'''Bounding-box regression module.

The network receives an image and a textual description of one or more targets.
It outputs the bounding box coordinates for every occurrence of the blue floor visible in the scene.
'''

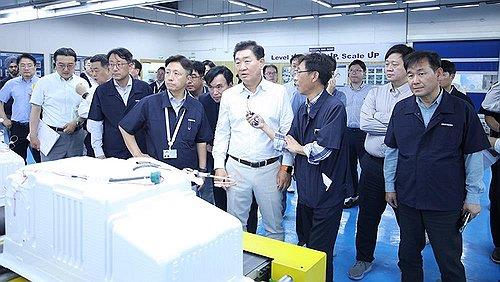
[257,169,500,282]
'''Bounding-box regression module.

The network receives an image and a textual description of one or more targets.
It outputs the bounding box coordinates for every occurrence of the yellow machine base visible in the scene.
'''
[243,232,326,282]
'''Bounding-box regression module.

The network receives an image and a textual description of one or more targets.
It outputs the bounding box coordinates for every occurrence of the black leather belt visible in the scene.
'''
[48,124,82,132]
[12,121,29,127]
[48,125,66,132]
[229,155,279,168]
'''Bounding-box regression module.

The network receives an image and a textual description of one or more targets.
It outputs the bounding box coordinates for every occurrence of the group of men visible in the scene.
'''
[0,40,498,282]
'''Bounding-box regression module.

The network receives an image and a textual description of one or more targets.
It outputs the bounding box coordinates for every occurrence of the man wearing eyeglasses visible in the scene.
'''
[87,48,152,159]
[29,47,87,161]
[186,60,209,99]
[285,52,349,282]
[0,54,41,163]
[337,60,373,209]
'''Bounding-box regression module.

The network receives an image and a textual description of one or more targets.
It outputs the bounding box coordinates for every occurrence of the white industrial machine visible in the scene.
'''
[0,146,24,207]
[0,157,245,282]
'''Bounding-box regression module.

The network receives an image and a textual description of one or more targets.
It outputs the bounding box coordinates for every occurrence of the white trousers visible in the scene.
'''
[225,157,284,241]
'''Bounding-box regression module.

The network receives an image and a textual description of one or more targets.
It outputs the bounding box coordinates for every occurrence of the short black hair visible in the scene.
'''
[157,66,165,72]
[403,51,441,72]
[202,60,216,68]
[107,47,133,63]
[53,47,77,63]
[16,53,36,65]
[440,59,456,75]
[299,53,335,86]
[290,54,304,65]
[263,64,278,74]
[205,66,233,86]
[191,60,205,76]
[384,44,414,61]
[84,57,91,63]
[90,54,109,68]
[233,40,265,60]
[325,55,337,72]
[349,59,367,72]
[132,59,142,74]
[164,55,193,75]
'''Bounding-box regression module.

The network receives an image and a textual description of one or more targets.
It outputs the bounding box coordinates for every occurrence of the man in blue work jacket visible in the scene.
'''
[384,51,490,282]
[87,48,151,159]
[119,55,212,174]
[284,52,350,282]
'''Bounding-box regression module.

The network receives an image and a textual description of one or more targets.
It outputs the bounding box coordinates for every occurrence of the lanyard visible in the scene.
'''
[165,107,186,149]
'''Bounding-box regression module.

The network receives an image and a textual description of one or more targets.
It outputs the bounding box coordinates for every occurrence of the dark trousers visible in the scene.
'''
[490,160,500,248]
[346,128,366,197]
[84,130,94,157]
[355,153,398,262]
[398,203,465,282]
[297,202,343,282]
[10,121,40,164]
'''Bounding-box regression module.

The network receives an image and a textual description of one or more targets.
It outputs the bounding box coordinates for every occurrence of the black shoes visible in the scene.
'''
[492,247,500,264]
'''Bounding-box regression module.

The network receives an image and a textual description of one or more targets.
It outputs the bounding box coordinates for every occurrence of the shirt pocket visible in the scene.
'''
[182,116,200,143]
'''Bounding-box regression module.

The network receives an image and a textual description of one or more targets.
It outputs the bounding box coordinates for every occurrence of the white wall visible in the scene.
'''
[0,5,499,68]
[176,5,500,62]
[0,14,179,71]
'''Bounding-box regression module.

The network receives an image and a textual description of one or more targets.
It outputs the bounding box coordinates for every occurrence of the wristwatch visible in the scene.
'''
[199,168,208,173]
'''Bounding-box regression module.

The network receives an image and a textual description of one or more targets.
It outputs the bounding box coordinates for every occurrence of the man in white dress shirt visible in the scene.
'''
[29,47,86,162]
[213,41,294,240]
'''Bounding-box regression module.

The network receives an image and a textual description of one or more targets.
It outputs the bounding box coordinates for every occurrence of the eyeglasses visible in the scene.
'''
[56,63,75,70]
[19,64,34,69]
[295,69,313,75]
[109,62,129,69]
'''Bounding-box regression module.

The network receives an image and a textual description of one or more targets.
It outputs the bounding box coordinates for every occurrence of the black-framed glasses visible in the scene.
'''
[295,69,313,75]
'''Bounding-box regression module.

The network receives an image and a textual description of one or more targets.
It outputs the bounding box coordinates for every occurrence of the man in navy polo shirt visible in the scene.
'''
[384,51,490,282]
[284,53,350,282]
[119,55,212,174]
[87,48,151,159]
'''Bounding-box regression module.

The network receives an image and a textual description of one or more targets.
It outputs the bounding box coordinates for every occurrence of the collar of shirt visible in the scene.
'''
[113,75,133,91]
[166,90,188,115]
[415,88,444,109]
[390,82,410,97]
[21,76,37,83]
[350,82,365,91]
[306,90,327,116]
[167,90,187,104]
[240,77,271,96]
[58,74,74,82]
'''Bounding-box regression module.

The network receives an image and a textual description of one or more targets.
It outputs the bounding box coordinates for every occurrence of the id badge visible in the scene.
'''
[163,149,178,159]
